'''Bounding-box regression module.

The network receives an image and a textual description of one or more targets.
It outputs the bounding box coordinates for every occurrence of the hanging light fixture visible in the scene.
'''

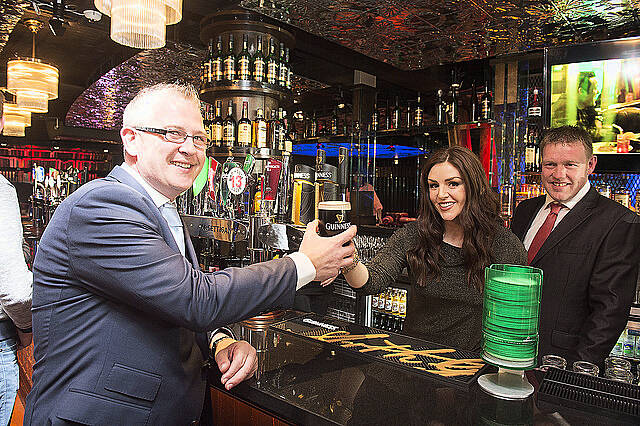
[94,0,182,49]
[2,103,32,137]
[6,20,59,114]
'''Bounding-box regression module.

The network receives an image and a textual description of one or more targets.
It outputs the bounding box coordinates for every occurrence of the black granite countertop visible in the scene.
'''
[208,312,638,425]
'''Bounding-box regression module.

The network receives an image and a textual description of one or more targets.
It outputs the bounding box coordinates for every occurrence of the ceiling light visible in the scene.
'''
[6,20,59,113]
[4,103,32,127]
[95,0,183,49]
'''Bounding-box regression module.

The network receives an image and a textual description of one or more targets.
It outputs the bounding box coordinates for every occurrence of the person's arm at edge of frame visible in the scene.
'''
[577,211,639,365]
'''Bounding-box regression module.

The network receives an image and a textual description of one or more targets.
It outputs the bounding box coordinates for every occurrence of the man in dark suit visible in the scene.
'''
[511,126,638,367]
[24,83,357,425]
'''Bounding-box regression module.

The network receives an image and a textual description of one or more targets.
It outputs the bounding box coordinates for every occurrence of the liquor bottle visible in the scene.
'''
[480,83,493,120]
[213,36,223,82]
[266,38,278,84]
[525,126,540,172]
[253,35,265,82]
[384,289,393,313]
[223,101,236,147]
[399,290,407,318]
[277,108,286,150]
[308,112,318,137]
[330,108,338,135]
[391,96,400,129]
[253,108,268,148]
[391,289,399,315]
[278,42,287,87]
[223,34,236,81]
[436,89,446,125]
[237,34,251,81]
[528,87,542,118]
[413,92,423,128]
[203,104,212,142]
[267,110,280,150]
[237,101,252,147]
[372,293,379,310]
[202,39,213,87]
[449,84,459,124]
[285,47,292,90]
[470,81,480,122]
[212,100,224,147]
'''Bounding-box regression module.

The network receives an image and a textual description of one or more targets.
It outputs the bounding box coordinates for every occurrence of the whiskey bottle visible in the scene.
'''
[528,88,542,118]
[223,35,235,81]
[413,92,423,128]
[330,108,338,135]
[278,42,287,87]
[285,47,292,90]
[253,108,268,148]
[212,100,224,147]
[277,108,286,150]
[203,104,212,142]
[436,89,446,125]
[253,35,265,82]
[480,83,493,120]
[525,126,540,172]
[267,109,280,150]
[223,101,236,147]
[371,104,378,131]
[266,38,278,84]
[237,101,252,147]
[213,36,223,82]
[391,96,400,129]
[202,39,213,87]
[308,111,318,137]
[237,34,251,81]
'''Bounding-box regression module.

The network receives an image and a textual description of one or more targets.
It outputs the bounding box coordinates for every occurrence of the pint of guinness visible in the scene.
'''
[318,201,351,237]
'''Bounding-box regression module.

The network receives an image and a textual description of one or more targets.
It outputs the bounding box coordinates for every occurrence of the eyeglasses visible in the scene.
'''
[134,127,210,151]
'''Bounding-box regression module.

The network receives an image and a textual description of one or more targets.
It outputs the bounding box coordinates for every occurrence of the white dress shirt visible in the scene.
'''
[523,181,591,250]
[119,163,315,289]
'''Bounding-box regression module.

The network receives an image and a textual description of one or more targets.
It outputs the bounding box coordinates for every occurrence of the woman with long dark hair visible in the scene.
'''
[343,146,526,351]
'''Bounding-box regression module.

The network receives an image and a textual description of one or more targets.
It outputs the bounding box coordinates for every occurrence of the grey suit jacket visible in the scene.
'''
[24,166,297,425]
[511,187,639,366]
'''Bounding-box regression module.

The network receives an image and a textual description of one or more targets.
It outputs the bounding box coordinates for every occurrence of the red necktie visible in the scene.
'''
[527,202,563,264]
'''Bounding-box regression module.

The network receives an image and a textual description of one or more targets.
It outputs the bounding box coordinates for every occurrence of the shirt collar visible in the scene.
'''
[120,162,170,208]
[543,180,591,210]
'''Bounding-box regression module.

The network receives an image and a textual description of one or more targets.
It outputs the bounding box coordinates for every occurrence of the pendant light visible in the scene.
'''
[94,0,183,49]
[6,20,59,114]
[2,103,32,137]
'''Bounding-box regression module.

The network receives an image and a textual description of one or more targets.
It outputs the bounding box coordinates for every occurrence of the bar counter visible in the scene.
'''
[207,311,636,425]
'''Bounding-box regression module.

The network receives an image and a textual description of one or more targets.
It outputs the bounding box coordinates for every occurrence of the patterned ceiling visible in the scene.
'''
[241,0,640,70]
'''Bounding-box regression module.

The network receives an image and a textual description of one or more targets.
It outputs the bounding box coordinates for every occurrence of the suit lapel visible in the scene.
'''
[513,197,545,241]
[531,188,598,265]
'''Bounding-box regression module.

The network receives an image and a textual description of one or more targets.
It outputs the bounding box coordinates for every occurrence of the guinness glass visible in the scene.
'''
[318,201,351,237]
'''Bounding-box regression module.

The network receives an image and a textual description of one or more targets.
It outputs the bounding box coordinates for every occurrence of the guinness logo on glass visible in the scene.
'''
[318,201,351,237]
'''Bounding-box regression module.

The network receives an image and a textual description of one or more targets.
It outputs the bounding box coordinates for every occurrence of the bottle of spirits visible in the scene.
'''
[436,89,446,125]
[470,81,480,122]
[223,35,236,81]
[309,111,318,137]
[413,92,423,128]
[371,104,378,131]
[202,39,213,87]
[266,38,278,84]
[278,42,287,87]
[330,108,338,135]
[480,83,493,120]
[223,101,236,147]
[253,35,265,82]
[203,104,212,142]
[449,84,460,124]
[213,36,223,82]
[237,101,252,147]
[212,100,224,147]
[391,96,400,129]
[253,108,268,148]
[277,108,286,150]
[528,87,542,118]
[268,110,280,150]
[285,47,292,90]
[525,126,540,172]
[237,34,251,81]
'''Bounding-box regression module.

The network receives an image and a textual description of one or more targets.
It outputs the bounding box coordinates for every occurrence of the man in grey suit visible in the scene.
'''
[24,83,356,425]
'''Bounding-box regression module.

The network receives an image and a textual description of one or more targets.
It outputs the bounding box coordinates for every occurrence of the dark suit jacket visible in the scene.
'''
[24,166,297,425]
[511,187,639,366]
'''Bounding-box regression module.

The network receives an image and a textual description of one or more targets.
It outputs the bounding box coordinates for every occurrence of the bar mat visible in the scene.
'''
[271,313,488,389]
[538,367,640,423]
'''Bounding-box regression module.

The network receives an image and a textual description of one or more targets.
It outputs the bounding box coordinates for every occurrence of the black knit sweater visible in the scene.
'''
[357,221,527,352]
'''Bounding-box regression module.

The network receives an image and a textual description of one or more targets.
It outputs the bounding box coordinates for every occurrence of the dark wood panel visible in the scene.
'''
[210,387,292,426]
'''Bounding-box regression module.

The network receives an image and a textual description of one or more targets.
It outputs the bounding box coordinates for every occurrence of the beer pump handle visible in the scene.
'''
[314,149,326,220]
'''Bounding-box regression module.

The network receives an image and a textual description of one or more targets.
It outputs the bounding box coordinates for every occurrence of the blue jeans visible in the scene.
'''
[0,322,18,426]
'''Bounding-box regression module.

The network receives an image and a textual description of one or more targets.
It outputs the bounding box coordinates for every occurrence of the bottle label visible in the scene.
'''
[205,124,212,141]
[399,301,406,315]
[212,124,223,145]
[224,59,235,80]
[481,101,490,119]
[238,124,251,146]
[279,66,287,85]
[213,59,222,81]
[267,63,277,84]
[385,297,392,311]
[287,70,292,89]
[254,60,265,82]
[238,58,250,80]
[372,295,379,309]
[257,123,267,147]
[223,127,234,146]
[204,63,211,83]
[529,106,542,117]
[525,147,535,164]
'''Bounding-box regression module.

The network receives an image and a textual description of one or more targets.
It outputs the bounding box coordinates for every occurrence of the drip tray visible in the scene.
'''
[537,367,640,423]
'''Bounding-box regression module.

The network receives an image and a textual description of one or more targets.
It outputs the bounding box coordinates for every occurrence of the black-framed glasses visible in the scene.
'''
[134,127,210,150]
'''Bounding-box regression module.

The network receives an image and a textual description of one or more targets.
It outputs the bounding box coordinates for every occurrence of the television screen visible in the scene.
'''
[550,58,640,153]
